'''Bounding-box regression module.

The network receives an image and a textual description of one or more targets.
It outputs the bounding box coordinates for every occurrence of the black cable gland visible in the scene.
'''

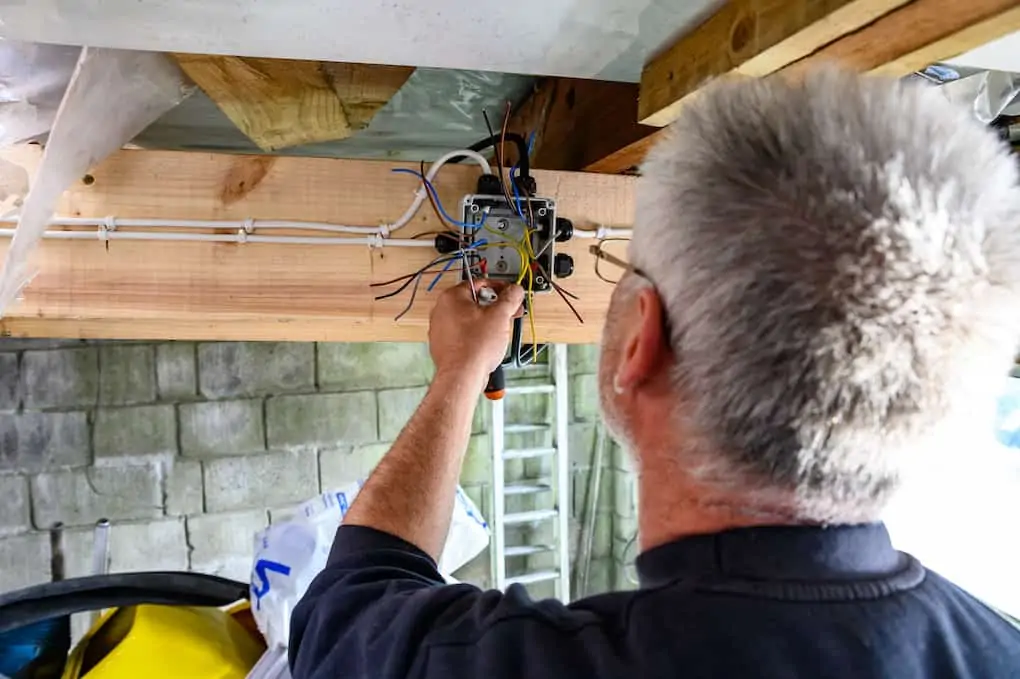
[476,173,503,196]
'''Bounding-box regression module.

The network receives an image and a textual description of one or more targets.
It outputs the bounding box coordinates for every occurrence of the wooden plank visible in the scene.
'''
[586,0,1020,174]
[639,0,913,127]
[583,129,670,175]
[174,54,353,151]
[783,0,1020,77]
[320,63,415,130]
[509,78,656,172]
[0,148,634,343]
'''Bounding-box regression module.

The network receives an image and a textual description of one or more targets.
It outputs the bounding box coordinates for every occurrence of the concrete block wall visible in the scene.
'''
[0,339,637,599]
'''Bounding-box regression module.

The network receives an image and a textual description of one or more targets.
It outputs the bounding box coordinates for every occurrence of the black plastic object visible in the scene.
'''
[553,253,575,278]
[434,232,461,254]
[463,133,532,181]
[555,217,574,243]
[0,572,249,634]
[485,365,506,400]
[514,174,537,197]
[476,173,503,196]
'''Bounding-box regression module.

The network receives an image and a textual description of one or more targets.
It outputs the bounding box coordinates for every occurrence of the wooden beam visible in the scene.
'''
[0,148,634,343]
[320,63,414,130]
[174,56,410,151]
[585,0,1020,174]
[783,0,1020,77]
[582,129,670,175]
[639,0,913,127]
[509,78,656,172]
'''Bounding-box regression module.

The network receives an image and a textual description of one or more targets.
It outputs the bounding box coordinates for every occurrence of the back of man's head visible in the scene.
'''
[627,68,1020,524]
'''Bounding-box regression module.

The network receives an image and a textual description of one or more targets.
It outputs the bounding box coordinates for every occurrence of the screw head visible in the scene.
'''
[497,219,509,231]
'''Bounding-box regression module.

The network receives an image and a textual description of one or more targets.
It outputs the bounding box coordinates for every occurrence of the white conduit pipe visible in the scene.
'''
[571,225,632,239]
[0,227,435,248]
[0,149,495,240]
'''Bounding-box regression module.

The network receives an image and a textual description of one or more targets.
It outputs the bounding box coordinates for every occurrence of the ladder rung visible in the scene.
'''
[504,544,554,557]
[503,447,557,460]
[504,423,550,434]
[503,509,559,525]
[504,482,552,495]
[506,570,560,586]
[505,384,556,395]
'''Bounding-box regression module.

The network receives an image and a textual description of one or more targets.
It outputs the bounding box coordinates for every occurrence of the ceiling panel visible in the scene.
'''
[0,0,721,83]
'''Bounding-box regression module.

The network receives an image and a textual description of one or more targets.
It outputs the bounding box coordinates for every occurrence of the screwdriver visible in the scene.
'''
[477,286,507,400]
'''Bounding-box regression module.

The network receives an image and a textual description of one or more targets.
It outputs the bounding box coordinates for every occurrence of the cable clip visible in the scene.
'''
[237,227,249,244]
[378,224,391,239]
[368,234,385,249]
[243,218,255,234]
[97,216,117,241]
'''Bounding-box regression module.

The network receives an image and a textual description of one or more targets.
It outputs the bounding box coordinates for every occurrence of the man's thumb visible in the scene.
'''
[494,284,525,314]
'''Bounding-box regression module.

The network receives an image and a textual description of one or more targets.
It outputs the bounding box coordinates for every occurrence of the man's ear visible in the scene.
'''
[615,287,669,391]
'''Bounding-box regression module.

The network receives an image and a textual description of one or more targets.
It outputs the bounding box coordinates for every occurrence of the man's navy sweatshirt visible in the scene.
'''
[289,523,1020,678]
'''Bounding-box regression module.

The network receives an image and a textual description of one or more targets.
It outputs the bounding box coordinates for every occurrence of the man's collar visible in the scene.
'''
[637,523,910,588]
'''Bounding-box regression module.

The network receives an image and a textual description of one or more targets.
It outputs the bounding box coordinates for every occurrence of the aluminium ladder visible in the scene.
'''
[489,344,571,601]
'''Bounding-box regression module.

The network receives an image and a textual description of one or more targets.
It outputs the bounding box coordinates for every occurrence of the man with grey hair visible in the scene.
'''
[290,70,1020,679]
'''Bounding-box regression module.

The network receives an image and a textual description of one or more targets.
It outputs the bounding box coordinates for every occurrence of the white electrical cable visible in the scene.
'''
[244,149,493,236]
[0,151,635,249]
[0,227,435,248]
[0,149,495,240]
[572,225,632,239]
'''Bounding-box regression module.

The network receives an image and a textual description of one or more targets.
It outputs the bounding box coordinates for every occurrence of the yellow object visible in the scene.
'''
[63,604,264,679]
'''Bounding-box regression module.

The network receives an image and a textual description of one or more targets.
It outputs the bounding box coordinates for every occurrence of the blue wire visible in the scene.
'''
[391,168,488,230]
[506,131,535,220]
[510,166,525,219]
[426,239,487,292]
[427,256,461,292]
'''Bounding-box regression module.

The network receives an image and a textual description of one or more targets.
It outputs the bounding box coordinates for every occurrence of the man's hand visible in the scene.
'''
[429,281,524,387]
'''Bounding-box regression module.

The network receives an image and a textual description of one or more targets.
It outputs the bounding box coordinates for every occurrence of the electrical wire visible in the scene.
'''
[394,267,429,322]
[426,239,486,292]
[371,254,463,301]
[390,168,489,231]
[0,226,438,248]
[526,265,538,359]
[370,261,472,289]
[466,129,531,182]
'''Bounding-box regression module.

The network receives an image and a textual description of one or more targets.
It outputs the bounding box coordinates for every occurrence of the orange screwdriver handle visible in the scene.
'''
[485,364,506,401]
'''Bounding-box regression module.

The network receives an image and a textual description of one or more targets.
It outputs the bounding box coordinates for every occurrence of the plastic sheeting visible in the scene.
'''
[0,41,80,146]
[0,46,191,316]
[941,69,1020,123]
[134,67,537,161]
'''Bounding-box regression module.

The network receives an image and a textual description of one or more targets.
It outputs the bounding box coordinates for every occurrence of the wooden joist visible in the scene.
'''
[174,55,413,151]
[783,0,1020,78]
[577,0,1020,174]
[638,0,915,128]
[0,148,634,343]
[509,78,655,173]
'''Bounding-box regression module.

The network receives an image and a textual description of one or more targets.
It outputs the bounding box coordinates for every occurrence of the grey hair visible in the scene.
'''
[633,68,1020,523]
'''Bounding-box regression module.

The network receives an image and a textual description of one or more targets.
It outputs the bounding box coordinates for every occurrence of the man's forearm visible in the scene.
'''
[343,368,483,562]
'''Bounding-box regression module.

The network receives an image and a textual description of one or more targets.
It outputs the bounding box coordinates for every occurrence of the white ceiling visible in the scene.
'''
[0,0,721,82]
[946,30,1020,74]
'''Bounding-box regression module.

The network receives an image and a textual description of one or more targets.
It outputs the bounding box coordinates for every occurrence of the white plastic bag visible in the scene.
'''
[250,483,489,648]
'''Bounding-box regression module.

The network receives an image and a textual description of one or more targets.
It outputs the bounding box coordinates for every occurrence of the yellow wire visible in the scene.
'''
[527,266,537,359]
[482,215,538,359]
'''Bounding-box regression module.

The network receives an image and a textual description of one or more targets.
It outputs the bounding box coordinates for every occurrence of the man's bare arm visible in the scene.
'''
[343,281,524,561]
